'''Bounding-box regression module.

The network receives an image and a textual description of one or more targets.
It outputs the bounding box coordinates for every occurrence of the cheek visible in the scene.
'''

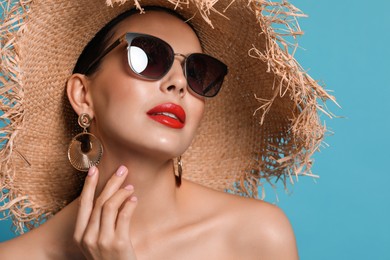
[90,76,149,128]
[188,97,205,131]
[195,102,205,124]
[93,79,127,116]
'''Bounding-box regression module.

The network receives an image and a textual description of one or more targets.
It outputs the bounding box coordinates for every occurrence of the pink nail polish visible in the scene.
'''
[116,165,127,176]
[124,185,134,191]
[88,166,97,176]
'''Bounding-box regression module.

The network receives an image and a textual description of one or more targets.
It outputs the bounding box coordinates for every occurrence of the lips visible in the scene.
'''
[147,103,186,129]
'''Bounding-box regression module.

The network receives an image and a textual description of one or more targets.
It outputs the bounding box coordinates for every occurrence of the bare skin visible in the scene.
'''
[0,11,298,260]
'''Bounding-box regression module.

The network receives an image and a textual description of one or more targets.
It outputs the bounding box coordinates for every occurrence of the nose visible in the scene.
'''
[160,55,187,98]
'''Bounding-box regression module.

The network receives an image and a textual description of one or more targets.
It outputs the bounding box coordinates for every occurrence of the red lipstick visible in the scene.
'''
[147,103,186,129]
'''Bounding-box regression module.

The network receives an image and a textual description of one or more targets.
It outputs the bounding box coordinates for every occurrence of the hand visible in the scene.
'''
[74,165,138,260]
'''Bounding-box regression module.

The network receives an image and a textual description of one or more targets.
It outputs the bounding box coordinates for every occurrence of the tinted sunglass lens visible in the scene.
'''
[186,54,227,97]
[128,36,174,79]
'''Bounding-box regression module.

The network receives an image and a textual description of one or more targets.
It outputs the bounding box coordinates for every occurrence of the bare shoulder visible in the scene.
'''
[0,200,82,260]
[0,230,45,260]
[183,180,298,259]
[228,196,298,259]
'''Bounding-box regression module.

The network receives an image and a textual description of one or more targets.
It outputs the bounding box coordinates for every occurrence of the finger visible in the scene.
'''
[96,165,129,204]
[82,166,128,243]
[73,166,99,243]
[100,185,135,238]
[116,195,138,239]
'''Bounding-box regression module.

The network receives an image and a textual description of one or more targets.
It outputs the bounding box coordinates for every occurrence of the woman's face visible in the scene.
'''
[87,11,205,160]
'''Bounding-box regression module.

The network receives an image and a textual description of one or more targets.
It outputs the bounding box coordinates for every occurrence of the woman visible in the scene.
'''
[0,0,333,259]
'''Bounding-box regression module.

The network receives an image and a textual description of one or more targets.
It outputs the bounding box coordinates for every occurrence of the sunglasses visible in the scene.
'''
[85,32,228,97]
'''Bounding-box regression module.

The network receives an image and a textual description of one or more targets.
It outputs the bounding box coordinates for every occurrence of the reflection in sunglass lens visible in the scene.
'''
[186,54,227,97]
[128,36,174,79]
[129,46,148,73]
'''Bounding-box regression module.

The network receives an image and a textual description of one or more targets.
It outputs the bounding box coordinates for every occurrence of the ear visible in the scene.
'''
[66,73,94,117]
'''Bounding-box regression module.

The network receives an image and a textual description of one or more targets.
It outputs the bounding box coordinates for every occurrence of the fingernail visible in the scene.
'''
[116,165,127,177]
[124,185,134,191]
[88,166,97,176]
[130,196,138,202]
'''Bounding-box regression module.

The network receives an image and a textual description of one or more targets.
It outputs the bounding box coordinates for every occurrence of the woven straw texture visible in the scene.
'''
[0,0,335,233]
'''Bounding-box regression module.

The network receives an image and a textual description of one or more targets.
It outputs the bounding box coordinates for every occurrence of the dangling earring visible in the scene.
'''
[173,156,183,187]
[68,113,103,172]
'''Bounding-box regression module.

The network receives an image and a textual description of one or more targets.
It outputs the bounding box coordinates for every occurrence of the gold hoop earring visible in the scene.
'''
[173,156,183,187]
[68,113,103,171]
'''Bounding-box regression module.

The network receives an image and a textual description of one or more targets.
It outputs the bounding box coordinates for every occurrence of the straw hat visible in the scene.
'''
[0,0,334,232]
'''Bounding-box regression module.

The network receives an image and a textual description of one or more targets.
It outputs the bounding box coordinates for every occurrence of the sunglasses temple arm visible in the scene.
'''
[84,36,125,74]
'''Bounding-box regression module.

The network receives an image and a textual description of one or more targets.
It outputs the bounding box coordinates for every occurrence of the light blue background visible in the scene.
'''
[1,1,389,259]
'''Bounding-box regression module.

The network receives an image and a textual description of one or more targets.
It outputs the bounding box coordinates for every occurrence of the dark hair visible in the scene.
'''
[73,6,196,75]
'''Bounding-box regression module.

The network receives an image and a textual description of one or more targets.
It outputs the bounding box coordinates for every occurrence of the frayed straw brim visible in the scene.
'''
[0,0,335,233]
